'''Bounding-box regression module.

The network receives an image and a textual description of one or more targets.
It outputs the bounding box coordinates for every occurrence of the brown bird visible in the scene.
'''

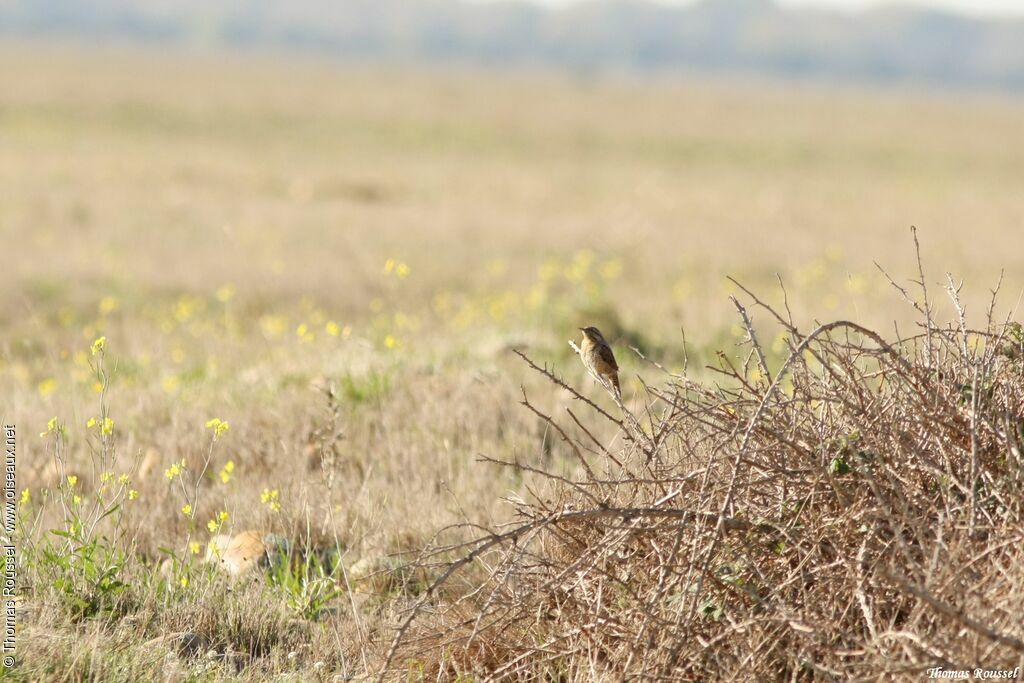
[578,326,621,399]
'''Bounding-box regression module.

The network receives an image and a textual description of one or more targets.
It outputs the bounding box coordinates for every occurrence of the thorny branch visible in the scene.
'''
[381,255,1024,681]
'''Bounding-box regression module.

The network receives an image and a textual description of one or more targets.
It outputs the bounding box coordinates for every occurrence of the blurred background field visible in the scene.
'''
[7,46,1024,334]
[3,4,1024,677]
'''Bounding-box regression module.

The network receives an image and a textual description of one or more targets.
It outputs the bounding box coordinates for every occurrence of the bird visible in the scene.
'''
[578,326,621,400]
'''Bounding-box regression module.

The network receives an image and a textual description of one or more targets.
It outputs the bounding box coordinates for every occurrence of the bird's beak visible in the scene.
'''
[578,327,585,332]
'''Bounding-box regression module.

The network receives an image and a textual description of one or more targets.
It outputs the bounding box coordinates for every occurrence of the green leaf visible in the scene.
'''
[829,457,852,476]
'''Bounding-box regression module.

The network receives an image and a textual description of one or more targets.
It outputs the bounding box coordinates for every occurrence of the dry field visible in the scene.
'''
[3,46,1024,680]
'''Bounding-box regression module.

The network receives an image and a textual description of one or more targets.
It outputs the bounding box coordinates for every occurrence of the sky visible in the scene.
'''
[777,0,1024,16]
[512,0,1024,17]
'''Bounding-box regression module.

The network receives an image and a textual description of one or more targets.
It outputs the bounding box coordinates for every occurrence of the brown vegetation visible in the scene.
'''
[389,249,1024,679]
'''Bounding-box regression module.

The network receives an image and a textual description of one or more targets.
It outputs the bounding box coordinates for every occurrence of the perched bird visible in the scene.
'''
[578,326,621,399]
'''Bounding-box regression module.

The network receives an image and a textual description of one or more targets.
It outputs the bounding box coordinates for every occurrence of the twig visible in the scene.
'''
[881,570,1024,653]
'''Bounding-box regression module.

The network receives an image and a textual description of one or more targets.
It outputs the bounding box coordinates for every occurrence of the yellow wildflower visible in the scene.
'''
[189,542,201,555]
[37,378,57,397]
[206,510,230,533]
[161,375,180,394]
[98,296,119,316]
[101,417,114,436]
[215,284,235,303]
[205,418,229,438]
[219,460,235,484]
[260,488,281,512]
[599,258,623,280]
[564,250,593,283]
[172,296,201,323]
[67,475,78,488]
[128,489,139,501]
[259,314,287,338]
[91,336,107,356]
[118,473,130,485]
[20,490,30,505]
[182,504,193,517]
[46,416,58,433]
[539,259,560,282]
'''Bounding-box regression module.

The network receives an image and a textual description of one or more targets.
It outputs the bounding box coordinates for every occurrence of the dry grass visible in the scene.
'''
[4,46,1024,680]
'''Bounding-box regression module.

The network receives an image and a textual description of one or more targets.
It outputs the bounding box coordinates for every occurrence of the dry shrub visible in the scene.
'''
[384,253,1024,681]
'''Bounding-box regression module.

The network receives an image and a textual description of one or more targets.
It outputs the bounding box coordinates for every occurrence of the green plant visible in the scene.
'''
[339,370,391,404]
[42,521,127,619]
[268,547,342,621]
[37,338,133,619]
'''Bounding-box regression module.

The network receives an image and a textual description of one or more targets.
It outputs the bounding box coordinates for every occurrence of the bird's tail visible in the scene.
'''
[610,373,621,401]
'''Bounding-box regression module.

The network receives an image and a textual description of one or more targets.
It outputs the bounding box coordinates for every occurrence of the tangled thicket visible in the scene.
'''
[386,264,1024,680]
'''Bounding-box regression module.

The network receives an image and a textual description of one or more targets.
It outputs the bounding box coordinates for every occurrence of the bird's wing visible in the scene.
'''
[598,343,619,371]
